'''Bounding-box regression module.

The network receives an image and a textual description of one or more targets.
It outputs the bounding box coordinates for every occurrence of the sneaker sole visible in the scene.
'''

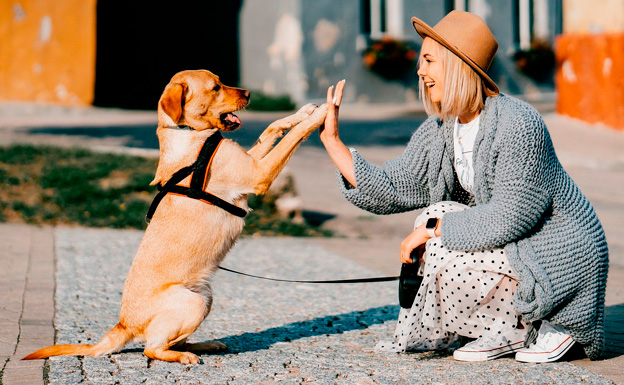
[515,337,575,363]
[453,340,525,362]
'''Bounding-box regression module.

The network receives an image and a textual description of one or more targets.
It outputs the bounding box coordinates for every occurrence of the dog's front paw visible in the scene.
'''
[308,103,329,124]
[297,103,318,118]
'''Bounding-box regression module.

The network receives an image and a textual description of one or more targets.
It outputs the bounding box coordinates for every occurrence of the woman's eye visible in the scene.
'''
[213,84,221,91]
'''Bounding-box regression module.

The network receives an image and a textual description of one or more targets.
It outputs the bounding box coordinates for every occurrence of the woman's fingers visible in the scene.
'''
[333,79,345,107]
[327,85,335,106]
[400,242,413,264]
[400,227,428,264]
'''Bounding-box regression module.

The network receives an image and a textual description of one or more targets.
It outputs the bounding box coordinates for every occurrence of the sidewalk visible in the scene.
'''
[0,225,618,384]
[0,100,622,383]
[0,225,54,385]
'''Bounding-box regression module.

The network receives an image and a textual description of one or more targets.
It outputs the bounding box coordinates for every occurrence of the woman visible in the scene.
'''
[321,11,608,362]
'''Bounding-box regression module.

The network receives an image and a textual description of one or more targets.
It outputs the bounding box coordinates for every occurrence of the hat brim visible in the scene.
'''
[411,16,499,94]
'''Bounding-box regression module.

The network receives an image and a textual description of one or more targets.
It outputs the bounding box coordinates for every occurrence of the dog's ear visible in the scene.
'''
[158,83,187,127]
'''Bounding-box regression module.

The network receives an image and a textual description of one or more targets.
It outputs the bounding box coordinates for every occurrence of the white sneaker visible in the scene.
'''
[453,328,526,361]
[515,321,574,363]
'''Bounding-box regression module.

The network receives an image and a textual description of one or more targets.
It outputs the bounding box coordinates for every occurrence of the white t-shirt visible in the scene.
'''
[453,115,480,193]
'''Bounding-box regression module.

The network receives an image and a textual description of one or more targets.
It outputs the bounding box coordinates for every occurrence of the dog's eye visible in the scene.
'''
[212,84,221,91]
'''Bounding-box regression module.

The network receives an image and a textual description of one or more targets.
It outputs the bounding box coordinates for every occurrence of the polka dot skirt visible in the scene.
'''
[376,201,521,352]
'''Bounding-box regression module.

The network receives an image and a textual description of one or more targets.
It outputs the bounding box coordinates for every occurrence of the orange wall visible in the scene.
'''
[0,0,97,105]
[556,33,624,130]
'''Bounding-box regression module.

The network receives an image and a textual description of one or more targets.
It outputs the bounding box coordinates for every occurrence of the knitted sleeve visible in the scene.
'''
[441,108,552,250]
[336,118,436,214]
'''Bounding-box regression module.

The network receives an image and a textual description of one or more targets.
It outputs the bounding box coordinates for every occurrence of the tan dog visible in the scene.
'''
[23,70,328,364]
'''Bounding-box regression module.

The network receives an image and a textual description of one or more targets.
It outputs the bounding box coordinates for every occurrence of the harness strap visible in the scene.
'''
[146,131,247,223]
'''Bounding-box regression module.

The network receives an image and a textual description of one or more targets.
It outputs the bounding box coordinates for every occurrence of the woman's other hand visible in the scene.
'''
[400,223,433,264]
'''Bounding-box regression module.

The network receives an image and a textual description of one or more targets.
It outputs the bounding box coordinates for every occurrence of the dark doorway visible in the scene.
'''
[93,0,243,110]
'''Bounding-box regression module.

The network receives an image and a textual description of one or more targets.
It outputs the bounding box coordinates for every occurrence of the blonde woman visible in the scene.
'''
[321,11,608,362]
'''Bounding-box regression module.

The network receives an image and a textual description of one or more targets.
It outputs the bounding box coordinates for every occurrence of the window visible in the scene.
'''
[360,0,404,39]
[513,0,553,50]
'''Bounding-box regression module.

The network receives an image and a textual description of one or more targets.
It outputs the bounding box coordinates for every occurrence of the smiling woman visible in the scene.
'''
[320,10,609,364]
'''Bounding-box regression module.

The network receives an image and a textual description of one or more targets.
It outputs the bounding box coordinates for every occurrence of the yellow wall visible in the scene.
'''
[563,0,624,33]
[0,0,96,105]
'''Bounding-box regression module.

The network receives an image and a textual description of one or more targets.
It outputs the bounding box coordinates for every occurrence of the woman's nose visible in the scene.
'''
[417,64,426,78]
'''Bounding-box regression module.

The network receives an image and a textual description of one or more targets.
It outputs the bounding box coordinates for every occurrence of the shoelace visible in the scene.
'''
[468,334,501,348]
[531,323,558,349]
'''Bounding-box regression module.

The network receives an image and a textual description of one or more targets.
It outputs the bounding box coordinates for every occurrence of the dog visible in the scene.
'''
[23,69,328,364]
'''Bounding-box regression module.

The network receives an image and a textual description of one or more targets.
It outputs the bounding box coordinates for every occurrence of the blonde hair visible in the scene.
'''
[418,38,498,121]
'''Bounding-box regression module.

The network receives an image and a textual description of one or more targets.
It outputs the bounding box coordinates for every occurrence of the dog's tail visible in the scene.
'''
[22,322,133,360]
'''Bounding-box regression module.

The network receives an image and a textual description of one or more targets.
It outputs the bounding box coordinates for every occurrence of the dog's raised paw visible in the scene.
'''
[298,103,318,117]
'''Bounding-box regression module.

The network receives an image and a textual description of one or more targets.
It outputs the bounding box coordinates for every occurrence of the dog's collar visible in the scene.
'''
[165,125,195,131]
[146,131,248,222]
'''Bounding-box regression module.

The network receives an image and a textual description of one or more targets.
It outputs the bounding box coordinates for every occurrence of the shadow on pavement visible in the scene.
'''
[210,304,399,354]
[116,303,620,361]
[604,302,624,359]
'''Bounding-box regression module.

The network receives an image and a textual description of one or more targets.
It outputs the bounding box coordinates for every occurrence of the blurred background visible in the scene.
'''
[1,0,624,234]
[0,0,622,128]
[0,0,623,232]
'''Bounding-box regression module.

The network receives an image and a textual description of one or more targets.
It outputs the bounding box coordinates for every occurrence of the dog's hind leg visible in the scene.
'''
[144,345,200,364]
[142,287,210,364]
[247,103,318,159]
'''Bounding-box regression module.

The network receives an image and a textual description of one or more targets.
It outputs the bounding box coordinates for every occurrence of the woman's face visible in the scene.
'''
[417,38,444,104]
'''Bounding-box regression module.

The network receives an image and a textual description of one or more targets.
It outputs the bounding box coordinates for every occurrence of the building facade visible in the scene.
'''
[240,0,563,104]
[0,0,243,109]
[1,0,565,107]
[0,0,97,105]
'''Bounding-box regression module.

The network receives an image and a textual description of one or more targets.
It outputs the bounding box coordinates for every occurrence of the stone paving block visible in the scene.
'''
[0,224,56,385]
[45,228,616,385]
[3,358,44,385]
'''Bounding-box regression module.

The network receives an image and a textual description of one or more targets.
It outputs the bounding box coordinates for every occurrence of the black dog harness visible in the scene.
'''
[146,130,247,223]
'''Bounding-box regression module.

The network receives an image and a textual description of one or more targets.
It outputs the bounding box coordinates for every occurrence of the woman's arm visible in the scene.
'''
[320,81,434,215]
[320,80,357,187]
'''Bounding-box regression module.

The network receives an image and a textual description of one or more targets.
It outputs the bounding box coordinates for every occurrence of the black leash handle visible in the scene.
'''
[217,266,399,284]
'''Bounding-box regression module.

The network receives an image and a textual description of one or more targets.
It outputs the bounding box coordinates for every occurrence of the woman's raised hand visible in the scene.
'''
[319,80,356,187]
[320,79,345,144]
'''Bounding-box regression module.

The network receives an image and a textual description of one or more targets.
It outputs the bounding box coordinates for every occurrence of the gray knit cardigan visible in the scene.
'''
[338,94,609,359]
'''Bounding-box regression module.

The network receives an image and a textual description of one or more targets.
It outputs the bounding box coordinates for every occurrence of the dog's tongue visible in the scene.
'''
[225,113,241,126]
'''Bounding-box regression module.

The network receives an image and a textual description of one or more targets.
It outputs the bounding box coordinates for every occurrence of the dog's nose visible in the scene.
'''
[243,90,250,100]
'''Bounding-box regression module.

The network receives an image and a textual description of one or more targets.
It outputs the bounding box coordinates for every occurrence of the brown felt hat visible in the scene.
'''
[412,11,499,94]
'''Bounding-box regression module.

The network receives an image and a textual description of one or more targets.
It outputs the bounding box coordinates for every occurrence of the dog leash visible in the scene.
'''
[217,266,399,284]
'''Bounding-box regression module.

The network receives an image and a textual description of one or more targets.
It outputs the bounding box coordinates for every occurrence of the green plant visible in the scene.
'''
[363,36,418,80]
[513,40,555,83]
[0,144,331,236]
[246,91,296,111]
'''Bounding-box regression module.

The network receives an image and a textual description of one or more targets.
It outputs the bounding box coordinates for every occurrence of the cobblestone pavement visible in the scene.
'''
[46,227,613,384]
